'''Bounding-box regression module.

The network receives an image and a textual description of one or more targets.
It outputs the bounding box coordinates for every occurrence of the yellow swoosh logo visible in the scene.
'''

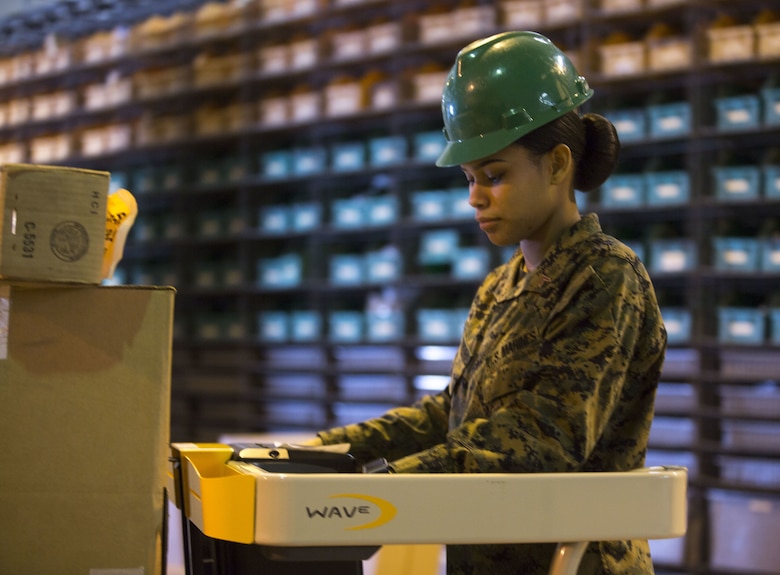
[330,493,397,530]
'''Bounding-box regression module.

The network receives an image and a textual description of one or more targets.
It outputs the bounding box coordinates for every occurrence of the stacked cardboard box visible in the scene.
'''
[0,164,174,574]
[0,163,108,284]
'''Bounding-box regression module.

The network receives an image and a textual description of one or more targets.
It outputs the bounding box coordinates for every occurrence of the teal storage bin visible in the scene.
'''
[649,239,697,273]
[419,228,459,265]
[290,202,322,231]
[450,187,472,219]
[331,197,367,229]
[366,309,405,342]
[260,150,292,179]
[293,147,327,176]
[259,205,290,234]
[761,87,780,125]
[413,130,447,162]
[605,108,646,142]
[329,311,364,342]
[764,165,780,199]
[646,170,690,205]
[329,253,364,285]
[331,141,366,171]
[290,310,322,342]
[366,195,399,226]
[761,238,780,272]
[600,174,645,207]
[369,135,407,166]
[771,309,780,345]
[417,309,455,341]
[258,311,289,342]
[713,166,761,201]
[411,189,450,221]
[257,253,303,287]
[715,95,761,131]
[713,237,761,271]
[453,246,490,279]
[648,102,691,138]
[364,248,402,283]
[718,307,766,345]
[661,307,692,345]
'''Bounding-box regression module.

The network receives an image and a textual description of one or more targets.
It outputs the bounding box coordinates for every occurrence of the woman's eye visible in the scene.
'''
[463,172,501,186]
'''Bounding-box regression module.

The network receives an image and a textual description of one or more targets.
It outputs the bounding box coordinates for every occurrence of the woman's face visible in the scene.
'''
[460,143,574,249]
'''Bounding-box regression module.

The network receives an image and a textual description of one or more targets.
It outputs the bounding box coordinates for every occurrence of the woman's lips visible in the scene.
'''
[477,217,499,232]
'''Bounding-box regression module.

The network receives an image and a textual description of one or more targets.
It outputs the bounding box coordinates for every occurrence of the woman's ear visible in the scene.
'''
[549,144,573,185]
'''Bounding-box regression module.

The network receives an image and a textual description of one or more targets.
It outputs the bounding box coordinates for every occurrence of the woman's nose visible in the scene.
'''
[468,183,488,208]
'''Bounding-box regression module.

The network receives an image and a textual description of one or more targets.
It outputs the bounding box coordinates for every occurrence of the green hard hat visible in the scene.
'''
[435,31,593,167]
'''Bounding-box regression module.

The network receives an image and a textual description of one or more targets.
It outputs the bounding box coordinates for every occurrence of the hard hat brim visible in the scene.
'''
[434,127,521,167]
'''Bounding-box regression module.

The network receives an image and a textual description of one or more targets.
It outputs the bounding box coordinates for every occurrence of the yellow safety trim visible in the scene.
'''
[177,444,256,544]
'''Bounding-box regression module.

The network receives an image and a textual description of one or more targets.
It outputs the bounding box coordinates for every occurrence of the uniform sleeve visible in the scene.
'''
[316,265,511,469]
[390,261,658,474]
[317,389,451,465]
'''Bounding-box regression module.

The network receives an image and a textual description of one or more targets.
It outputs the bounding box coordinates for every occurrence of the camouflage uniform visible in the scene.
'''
[318,214,667,575]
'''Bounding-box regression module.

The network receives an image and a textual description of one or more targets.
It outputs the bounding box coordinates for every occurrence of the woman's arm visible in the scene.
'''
[317,388,452,464]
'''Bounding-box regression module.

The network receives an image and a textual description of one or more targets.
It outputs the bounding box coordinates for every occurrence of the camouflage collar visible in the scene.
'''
[498,214,603,300]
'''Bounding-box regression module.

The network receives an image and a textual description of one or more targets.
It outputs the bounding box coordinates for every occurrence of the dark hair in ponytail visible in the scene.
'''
[515,111,620,192]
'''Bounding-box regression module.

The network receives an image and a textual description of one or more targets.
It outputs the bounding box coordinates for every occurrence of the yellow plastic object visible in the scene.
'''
[175,443,256,544]
[374,544,442,575]
[103,188,137,279]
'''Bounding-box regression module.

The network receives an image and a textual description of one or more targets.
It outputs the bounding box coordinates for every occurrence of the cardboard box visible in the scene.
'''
[708,25,755,63]
[0,164,109,283]
[0,283,174,575]
[600,0,642,12]
[545,0,582,24]
[501,0,544,29]
[647,37,692,72]
[29,133,72,164]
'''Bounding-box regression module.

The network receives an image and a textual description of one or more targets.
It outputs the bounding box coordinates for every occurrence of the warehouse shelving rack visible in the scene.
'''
[0,0,778,573]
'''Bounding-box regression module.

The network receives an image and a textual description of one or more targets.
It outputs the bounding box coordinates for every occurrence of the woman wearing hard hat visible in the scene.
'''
[310,31,666,574]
